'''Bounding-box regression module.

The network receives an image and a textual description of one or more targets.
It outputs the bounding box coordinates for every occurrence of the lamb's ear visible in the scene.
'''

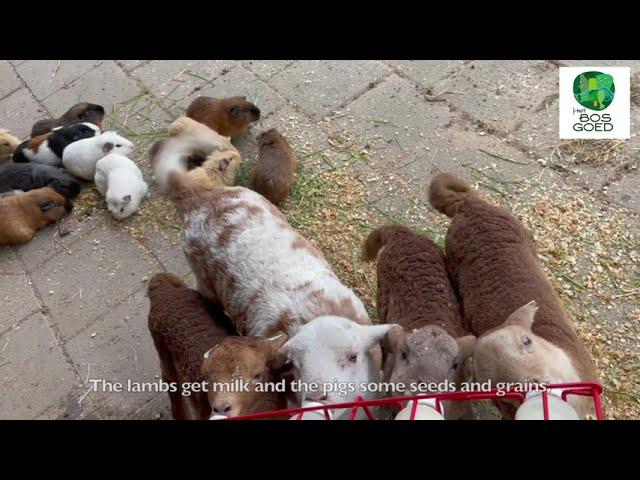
[456,335,477,362]
[102,142,114,154]
[380,325,405,355]
[122,194,131,203]
[269,338,292,373]
[359,324,398,349]
[505,301,538,330]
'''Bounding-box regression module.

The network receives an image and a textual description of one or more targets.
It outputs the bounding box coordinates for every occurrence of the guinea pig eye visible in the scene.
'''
[39,200,55,212]
[252,372,262,380]
[348,353,358,363]
[401,351,408,361]
[452,361,459,370]
[115,144,122,148]
[523,335,532,346]
[120,208,125,213]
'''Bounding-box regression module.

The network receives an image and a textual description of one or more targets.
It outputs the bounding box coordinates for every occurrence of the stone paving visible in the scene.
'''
[0,60,638,420]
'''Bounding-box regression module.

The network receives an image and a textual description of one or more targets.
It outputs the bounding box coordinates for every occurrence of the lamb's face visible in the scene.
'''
[201,337,285,418]
[281,316,395,405]
[382,325,476,395]
[473,301,557,387]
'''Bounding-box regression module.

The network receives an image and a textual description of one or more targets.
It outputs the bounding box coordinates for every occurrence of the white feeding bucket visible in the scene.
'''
[515,389,579,420]
[395,398,445,420]
[289,402,333,420]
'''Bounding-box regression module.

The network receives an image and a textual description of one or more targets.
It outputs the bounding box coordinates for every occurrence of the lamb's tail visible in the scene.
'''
[147,273,184,299]
[428,173,476,218]
[362,224,411,261]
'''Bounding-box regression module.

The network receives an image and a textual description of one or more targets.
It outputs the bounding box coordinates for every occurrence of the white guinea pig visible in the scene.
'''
[94,153,148,220]
[63,131,134,180]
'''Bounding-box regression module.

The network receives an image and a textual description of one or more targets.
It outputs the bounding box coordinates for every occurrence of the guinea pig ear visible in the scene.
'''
[218,157,231,171]
[505,300,538,330]
[228,105,240,117]
[122,194,132,203]
[102,142,114,154]
[39,200,55,212]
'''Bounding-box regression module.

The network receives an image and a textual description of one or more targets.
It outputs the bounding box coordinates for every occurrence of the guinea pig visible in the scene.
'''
[186,96,260,139]
[0,187,73,245]
[94,153,149,220]
[0,129,21,156]
[31,103,106,137]
[13,123,101,167]
[0,163,81,199]
[250,128,297,205]
[63,131,134,180]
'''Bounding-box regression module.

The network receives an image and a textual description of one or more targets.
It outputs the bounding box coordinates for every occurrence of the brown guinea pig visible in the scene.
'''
[0,187,73,245]
[0,129,21,156]
[31,102,105,137]
[186,96,260,139]
[250,129,297,205]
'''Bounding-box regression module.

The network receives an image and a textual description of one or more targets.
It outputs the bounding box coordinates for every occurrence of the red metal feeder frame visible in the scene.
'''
[226,382,604,420]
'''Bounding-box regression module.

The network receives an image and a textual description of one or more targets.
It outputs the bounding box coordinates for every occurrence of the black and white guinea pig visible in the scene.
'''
[0,163,81,199]
[13,123,101,167]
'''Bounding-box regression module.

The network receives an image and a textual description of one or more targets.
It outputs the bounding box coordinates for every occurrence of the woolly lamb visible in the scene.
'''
[429,172,598,419]
[166,169,396,414]
[363,224,476,419]
[147,273,287,419]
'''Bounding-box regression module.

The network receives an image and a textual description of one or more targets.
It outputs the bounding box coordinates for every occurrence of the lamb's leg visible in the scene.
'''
[154,338,188,420]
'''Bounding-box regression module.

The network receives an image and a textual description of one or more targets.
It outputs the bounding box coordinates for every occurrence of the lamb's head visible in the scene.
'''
[381,325,476,395]
[98,132,134,157]
[201,335,287,418]
[277,316,396,405]
[474,301,556,387]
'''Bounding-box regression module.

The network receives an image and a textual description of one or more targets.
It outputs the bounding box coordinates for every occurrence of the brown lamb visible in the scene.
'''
[363,224,476,419]
[186,96,260,139]
[428,172,598,419]
[0,187,72,245]
[147,273,288,420]
[250,128,297,205]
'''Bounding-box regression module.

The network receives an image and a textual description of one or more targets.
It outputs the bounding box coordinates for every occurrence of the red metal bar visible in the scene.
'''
[542,390,550,420]
[224,382,604,420]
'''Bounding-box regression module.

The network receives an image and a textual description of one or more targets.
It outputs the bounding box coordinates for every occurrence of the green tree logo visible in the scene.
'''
[573,71,615,111]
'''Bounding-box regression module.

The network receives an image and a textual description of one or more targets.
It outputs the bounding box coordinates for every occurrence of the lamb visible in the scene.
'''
[186,96,260,139]
[13,123,101,166]
[0,163,81,198]
[31,102,105,137]
[362,224,476,419]
[147,273,288,420]
[428,172,598,419]
[167,169,396,414]
[0,187,72,245]
[0,129,20,156]
[94,153,148,220]
[250,128,297,205]
[149,117,240,192]
[62,131,134,180]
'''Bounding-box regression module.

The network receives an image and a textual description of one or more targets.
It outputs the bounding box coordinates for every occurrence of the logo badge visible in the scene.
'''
[559,67,630,139]
[573,71,615,111]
